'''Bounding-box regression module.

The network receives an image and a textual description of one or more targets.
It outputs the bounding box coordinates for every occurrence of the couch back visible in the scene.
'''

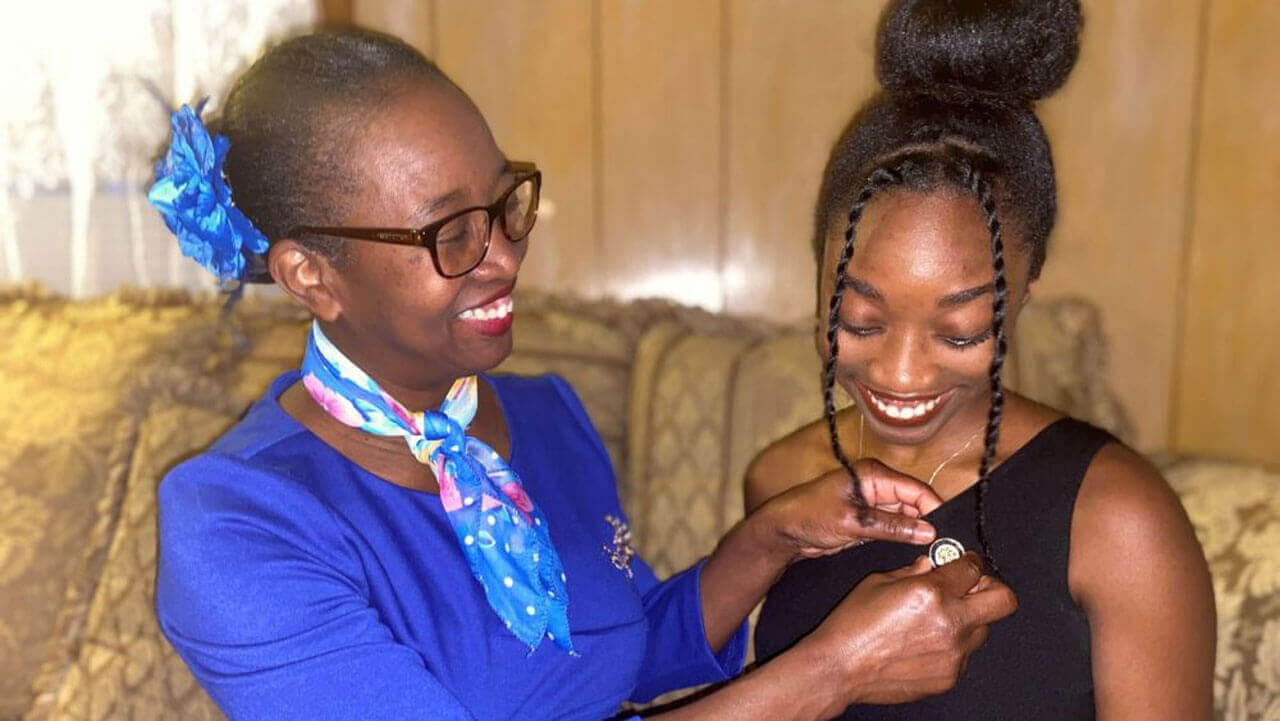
[8,287,1236,721]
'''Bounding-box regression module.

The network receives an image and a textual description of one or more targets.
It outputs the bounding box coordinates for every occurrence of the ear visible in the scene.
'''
[268,239,345,322]
[1014,274,1038,315]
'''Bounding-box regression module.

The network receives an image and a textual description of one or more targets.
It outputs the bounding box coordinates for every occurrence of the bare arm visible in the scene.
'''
[1071,444,1216,721]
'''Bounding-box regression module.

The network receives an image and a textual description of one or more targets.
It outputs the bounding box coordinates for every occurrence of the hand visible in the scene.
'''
[752,459,942,563]
[802,552,1017,706]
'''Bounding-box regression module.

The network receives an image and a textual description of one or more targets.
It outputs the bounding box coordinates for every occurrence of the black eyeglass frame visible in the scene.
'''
[286,161,541,278]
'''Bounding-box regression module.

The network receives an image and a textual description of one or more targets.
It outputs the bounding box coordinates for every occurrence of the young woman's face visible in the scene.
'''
[818,188,1034,447]
[321,80,529,390]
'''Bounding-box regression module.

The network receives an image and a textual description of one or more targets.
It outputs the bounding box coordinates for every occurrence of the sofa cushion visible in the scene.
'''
[0,287,224,721]
[1166,459,1280,721]
[25,377,240,721]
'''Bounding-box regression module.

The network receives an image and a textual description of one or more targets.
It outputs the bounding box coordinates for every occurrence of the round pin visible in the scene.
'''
[929,537,965,568]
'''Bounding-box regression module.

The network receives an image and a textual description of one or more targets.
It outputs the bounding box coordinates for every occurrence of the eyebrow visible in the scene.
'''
[412,189,466,222]
[937,283,994,308]
[845,277,884,301]
[410,158,512,223]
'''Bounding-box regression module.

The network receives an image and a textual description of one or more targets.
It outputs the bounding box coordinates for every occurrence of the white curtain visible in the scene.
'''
[0,0,317,296]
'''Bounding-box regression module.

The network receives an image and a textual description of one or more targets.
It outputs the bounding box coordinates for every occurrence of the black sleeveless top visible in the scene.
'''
[755,418,1114,721]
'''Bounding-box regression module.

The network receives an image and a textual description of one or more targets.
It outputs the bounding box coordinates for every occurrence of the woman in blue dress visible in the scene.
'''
[150,28,1016,721]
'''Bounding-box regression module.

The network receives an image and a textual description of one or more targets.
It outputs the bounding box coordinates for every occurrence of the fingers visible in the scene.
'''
[928,551,984,597]
[851,508,936,545]
[882,555,934,580]
[961,622,990,655]
[958,577,1019,626]
[854,458,943,516]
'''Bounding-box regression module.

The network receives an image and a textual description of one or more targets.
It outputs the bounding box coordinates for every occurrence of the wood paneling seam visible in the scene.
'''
[1168,0,1215,449]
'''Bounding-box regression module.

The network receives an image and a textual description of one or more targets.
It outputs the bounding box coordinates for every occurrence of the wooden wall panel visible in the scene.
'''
[433,0,597,295]
[722,0,883,321]
[351,0,433,53]
[597,0,723,309]
[342,0,1279,462]
[1034,0,1204,450]
[1174,0,1280,465]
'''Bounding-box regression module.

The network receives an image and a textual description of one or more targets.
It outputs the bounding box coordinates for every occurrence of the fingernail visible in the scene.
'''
[913,522,936,543]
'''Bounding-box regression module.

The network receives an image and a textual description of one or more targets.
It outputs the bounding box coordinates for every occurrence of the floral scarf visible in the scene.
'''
[301,321,574,653]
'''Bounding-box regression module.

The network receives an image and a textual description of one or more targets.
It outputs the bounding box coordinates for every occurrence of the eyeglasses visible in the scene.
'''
[288,161,541,278]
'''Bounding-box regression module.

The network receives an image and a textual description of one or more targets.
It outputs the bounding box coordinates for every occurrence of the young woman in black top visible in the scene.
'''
[747,1,1214,718]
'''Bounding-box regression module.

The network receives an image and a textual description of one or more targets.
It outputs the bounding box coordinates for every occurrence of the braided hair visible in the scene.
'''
[821,0,1082,571]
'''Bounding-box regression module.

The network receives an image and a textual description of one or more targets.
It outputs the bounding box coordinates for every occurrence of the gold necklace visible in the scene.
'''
[858,413,982,487]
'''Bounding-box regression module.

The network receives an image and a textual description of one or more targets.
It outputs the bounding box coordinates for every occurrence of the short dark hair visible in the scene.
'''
[212,28,448,282]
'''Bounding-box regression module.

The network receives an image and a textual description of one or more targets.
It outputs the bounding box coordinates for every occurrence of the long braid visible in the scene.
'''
[964,165,1010,575]
[824,166,902,507]
[824,152,1010,572]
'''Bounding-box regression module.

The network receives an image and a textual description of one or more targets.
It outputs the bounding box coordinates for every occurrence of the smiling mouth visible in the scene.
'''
[458,294,513,321]
[857,382,956,427]
[457,293,514,336]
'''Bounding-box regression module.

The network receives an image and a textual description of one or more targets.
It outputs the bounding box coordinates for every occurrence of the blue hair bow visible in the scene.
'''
[148,99,268,283]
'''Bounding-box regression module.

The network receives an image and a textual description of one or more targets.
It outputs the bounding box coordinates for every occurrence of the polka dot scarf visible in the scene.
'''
[301,321,574,653]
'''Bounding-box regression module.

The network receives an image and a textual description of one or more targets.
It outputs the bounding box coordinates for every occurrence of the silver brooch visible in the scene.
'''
[603,515,635,578]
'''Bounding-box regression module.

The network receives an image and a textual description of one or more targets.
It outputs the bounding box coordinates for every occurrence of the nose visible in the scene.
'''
[867,326,938,394]
[470,217,526,280]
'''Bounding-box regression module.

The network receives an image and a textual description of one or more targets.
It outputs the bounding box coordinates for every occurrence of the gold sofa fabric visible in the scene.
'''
[26,381,240,721]
[1168,459,1280,721]
[0,288,227,720]
[6,287,1273,721]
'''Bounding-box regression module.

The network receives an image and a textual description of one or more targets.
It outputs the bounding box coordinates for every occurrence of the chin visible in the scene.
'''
[464,334,515,375]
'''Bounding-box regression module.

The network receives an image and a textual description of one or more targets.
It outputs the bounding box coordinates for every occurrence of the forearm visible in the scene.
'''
[649,639,849,721]
[698,514,792,651]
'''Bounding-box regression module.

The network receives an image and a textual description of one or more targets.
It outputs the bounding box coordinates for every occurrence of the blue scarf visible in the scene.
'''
[300,322,574,653]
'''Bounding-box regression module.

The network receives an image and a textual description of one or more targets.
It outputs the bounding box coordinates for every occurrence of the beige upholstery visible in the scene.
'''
[1,286,1272,721]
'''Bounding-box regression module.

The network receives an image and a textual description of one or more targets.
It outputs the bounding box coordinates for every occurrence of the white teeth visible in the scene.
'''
[460,296,513,321]
[866,388,944,422]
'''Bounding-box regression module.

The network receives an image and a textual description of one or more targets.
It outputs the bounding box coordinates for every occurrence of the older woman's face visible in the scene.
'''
[325,80,527,390]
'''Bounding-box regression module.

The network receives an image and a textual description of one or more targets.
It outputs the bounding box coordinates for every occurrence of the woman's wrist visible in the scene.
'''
[771,637,859,718]
[739,499,801,569]
[652,639,852,721]
[787,633,865,710]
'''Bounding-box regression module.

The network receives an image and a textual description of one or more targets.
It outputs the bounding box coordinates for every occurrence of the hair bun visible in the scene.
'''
[877,0,1082,106]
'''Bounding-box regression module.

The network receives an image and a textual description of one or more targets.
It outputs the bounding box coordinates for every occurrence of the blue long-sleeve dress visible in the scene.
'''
[156,371,746,721]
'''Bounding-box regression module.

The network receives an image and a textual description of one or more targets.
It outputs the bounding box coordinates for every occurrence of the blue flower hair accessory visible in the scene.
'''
[147,99,268,284]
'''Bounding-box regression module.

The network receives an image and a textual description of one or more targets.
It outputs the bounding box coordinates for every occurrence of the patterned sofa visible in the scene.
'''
[1,286,1276,721]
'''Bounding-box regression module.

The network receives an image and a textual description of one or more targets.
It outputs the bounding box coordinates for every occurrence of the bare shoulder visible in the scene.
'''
[1068,440,1211,609]
[1067,434,1215,716]
[743,412,848,514]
